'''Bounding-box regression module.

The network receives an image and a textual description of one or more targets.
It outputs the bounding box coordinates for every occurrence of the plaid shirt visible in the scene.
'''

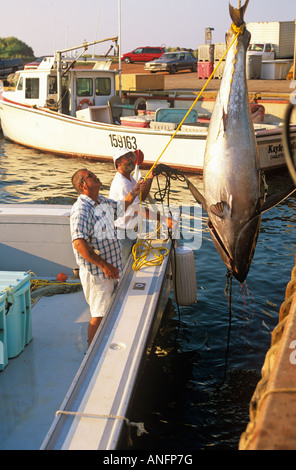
[70,194,123,278]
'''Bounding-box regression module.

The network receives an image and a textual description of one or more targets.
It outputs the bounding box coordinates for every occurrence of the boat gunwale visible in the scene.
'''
[41,240,173,450]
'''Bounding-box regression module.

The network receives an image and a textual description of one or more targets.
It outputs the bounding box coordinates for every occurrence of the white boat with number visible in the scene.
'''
[0,38,295,173]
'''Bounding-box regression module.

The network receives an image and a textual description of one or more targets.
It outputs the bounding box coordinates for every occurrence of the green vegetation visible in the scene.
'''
[167,46,198,58]
[0,37,34,58]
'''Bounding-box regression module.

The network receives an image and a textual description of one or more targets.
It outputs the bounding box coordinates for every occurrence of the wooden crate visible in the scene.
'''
[116,73,164,91]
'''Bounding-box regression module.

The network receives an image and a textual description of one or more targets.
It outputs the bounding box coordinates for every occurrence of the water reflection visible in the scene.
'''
[0,137,202,205]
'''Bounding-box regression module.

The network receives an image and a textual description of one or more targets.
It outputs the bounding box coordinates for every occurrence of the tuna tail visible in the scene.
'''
[229,0,249,27]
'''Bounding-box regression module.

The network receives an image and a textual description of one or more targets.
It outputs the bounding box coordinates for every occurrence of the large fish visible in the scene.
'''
[186,0,295,283]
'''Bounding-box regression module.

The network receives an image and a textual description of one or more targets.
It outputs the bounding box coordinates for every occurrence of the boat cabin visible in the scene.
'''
[13,56,117,121]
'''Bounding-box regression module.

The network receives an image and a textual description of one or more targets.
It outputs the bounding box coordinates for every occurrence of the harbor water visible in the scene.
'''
[1,134,296,450]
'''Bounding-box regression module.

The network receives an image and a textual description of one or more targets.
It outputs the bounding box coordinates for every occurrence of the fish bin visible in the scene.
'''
[197,61,214,79]
[214,43,227,61]
[261,59,293,80]
[198,44,214,62]
[213,43,226,79]
[120,116,151,128]
[214,60,225,79]
[0,271,32,359]
[246,55,262,79]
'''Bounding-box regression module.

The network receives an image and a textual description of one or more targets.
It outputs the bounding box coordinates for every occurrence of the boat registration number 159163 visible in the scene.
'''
[109,134,137,151]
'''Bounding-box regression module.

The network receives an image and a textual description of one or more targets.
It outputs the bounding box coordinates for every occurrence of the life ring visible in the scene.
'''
[78,99,93,110]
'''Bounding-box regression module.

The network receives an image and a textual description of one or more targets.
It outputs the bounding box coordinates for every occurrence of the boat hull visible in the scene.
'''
[0,204,173,450]
[0,95,295,172]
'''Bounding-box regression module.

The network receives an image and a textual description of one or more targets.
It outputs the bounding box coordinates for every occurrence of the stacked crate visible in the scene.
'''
[214,43,226,79]
[0,271,32,368]
[197,44,214,79]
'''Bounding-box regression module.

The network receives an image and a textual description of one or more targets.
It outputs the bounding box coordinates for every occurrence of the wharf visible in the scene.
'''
[240,254,296,450]
[112,62,295,93]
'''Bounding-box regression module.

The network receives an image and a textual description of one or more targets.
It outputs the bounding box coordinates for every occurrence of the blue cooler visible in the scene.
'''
[0,271,32,358]
[0,292,8,370]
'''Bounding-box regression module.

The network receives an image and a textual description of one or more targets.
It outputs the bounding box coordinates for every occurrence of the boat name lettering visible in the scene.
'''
[268,143,283,155]
[268,141,296,160]
[109,134,137,151]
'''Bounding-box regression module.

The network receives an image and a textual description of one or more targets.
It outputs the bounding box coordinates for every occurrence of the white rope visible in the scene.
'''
[55,410,148,437]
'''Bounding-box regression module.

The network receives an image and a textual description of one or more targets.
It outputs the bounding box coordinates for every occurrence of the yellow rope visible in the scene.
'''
[132,27,243,271]
[231,22,246,36]
[132,240,169,271]
[3,286,15,303]
[30,279,80,289]
[142,29,241,184]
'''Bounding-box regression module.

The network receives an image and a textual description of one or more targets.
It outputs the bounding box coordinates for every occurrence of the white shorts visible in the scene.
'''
[79,267,118,318]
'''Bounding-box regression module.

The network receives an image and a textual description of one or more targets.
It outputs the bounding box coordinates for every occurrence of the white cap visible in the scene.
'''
[113,147,132,165]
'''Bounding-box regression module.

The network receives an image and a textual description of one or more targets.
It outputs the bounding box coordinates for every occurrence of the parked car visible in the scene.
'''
[121,47,166,64]
[0,57,23,79]
[144,51,197,74]
[24,56,53,69]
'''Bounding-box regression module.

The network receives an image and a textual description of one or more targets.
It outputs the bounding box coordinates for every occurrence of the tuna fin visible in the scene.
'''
[229,0,249,27]
[210,201,231,219]
[260,185,296,214]
[184,176,206,209]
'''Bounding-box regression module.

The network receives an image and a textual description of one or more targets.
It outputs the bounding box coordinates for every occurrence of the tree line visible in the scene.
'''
[166,46,199,57]
[0,36,199,60]
[0,37,34,58]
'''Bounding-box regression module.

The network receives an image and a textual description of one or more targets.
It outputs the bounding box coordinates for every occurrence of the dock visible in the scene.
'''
[240,254,296,450]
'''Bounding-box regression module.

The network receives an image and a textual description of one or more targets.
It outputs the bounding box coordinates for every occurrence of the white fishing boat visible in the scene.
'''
[0,39,295,173]
[0,203,191,450]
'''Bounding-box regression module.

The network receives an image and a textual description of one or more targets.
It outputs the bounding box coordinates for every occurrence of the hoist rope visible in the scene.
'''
[132,28,243,271]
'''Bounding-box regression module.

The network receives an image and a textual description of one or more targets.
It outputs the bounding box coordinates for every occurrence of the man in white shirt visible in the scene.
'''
[109,148,154,264]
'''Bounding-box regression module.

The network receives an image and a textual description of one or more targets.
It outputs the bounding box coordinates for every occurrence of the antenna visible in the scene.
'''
[93,0,102,58]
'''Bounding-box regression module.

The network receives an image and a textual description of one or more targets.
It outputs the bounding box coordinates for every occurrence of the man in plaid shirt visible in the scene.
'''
[70,168,145,346]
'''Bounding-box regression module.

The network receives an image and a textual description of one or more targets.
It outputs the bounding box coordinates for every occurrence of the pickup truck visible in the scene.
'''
[247,43,276,61]
[0,57,23,79]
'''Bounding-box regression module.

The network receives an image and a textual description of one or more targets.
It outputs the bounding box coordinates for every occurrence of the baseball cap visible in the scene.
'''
[113,148,133,165]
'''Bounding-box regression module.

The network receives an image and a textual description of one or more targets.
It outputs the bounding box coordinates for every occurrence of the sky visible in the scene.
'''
[1,0,296,58]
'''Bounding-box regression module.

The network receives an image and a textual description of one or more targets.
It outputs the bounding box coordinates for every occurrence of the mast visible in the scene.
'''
[293,18,296,81]
[118,0,122,98]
